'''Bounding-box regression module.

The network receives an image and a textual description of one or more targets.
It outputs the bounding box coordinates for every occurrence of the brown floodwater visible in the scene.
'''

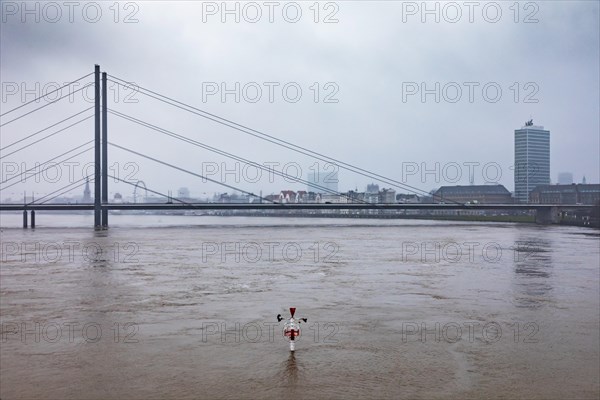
[1,215,599,399]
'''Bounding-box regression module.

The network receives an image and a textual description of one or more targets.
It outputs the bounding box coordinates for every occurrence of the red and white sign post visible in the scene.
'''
[278,307,307,352]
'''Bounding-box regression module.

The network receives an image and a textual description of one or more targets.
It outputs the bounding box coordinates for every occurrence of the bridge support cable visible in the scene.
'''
[0,84,94,127]
[0,143,94,189]
[0,114,94,159]
[0,107,94,152]
[0,72,93,117]
[28,175,94,206]
[108,108,371,204]
[107,75,439,201]
[0,72,94,117]
[108,142,277,204]
[107,175,191,205]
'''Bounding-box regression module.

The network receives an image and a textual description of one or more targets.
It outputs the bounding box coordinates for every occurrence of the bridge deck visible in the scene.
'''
[0,203,594,211]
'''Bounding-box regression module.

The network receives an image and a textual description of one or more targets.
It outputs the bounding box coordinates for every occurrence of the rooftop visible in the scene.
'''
[435,184,511,195]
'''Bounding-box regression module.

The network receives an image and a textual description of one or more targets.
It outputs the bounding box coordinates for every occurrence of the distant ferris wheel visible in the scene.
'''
[133,181,147,203]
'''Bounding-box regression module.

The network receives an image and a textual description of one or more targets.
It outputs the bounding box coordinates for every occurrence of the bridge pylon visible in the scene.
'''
[93,65,109,230]
[94,65,101,229]
[101,71,108,229]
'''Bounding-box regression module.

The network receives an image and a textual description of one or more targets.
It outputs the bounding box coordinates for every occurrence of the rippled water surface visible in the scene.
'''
[1,215,599,399]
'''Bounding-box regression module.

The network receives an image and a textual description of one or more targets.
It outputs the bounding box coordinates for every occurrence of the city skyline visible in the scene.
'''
[1,112,596,205]
[2,152,596,204]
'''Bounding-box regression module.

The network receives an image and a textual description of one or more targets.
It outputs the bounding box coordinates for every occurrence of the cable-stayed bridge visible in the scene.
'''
[1,65,593,228]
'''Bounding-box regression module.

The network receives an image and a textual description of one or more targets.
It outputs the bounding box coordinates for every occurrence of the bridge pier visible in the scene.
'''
[22,210,36,228]
[535,206,561,224]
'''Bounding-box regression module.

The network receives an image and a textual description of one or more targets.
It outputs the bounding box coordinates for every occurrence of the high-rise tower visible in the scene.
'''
[514,120,550,203]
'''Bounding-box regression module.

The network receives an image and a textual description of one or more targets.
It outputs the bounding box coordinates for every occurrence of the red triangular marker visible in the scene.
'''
[289,307,296,317]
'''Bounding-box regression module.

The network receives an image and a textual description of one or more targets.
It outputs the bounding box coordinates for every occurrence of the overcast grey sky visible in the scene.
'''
[1,1,598,200]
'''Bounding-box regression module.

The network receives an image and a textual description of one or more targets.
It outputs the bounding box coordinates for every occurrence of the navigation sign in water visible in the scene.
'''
[277,308,308,352]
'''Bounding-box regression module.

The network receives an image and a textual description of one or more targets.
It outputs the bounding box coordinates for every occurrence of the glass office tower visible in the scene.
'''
[514,121,550,203]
